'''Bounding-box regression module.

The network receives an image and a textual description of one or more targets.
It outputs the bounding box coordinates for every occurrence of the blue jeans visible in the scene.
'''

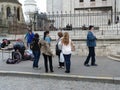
[63,54,71,72]
[33,51,40,68]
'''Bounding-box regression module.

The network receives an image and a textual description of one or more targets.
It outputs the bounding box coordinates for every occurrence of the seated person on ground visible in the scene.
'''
[13,39,26,59]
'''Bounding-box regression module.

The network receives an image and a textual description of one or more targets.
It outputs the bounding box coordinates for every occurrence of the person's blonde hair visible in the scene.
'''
[62,32,69,45]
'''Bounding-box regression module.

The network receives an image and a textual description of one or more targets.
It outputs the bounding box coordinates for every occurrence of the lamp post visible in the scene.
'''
[114,0,117,23]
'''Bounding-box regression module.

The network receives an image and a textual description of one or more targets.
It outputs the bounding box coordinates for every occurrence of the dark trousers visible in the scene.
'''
[43,54,53,72]
[58,55,64,67]
[63,54,71,72]
[84,47,96,65]
[33,51,40,68]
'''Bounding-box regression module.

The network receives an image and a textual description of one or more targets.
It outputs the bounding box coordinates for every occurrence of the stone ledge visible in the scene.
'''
[107,55,120,62]
[0,70,119,84]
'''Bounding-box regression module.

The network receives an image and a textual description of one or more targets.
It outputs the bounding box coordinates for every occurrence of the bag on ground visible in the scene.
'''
[6,58,18,64]
[24,49,34,60]
[60,52,64,62]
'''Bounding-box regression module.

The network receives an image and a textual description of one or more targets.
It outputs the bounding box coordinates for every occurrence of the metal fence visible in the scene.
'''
[47,11,120,32]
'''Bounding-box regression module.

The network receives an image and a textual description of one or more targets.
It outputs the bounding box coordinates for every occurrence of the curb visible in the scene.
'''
[107,56,120,62]
[0,70,120,84]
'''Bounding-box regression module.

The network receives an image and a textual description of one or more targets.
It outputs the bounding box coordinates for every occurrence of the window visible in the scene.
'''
[17,8,20,21]
[90,0,95,2]
[79,0,84,2]
[6,7,11,18]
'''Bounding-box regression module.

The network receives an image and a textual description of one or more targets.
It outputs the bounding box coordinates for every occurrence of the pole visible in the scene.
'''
[115,0,116,23]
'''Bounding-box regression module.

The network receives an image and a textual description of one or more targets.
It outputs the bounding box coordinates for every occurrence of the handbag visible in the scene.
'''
[71,42,75,51]
[56,44,61,55]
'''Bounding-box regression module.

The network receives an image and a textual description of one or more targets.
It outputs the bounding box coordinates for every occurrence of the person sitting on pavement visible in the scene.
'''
[13,39,26,60]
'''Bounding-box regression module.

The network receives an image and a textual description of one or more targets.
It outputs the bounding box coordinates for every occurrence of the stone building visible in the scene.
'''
[47,0,120,13]
[0,0,27,34]
[24,0,37,23]
[47,0,120,29]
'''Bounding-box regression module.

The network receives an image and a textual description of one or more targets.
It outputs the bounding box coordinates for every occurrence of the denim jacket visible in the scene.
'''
[87,31,96,47]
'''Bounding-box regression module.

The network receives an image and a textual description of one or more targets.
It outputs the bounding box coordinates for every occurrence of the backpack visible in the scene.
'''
[30,38,40,50]
[6,51,22,64]
[6,58,18,64]
[56,43,61,55]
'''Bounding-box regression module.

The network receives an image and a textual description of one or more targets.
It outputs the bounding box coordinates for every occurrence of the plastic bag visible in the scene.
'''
[60,52,64,62]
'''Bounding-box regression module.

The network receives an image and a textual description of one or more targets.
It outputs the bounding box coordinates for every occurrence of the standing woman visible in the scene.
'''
[40,31,54,73]
[56,32,64,68]
[44,31,51,45]
[31,33,41,69]
[60,32,73,73]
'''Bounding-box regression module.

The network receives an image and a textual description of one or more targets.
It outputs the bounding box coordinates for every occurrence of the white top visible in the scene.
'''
[59,39,72,55]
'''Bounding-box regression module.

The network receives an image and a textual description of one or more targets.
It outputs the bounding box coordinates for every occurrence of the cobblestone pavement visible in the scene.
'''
[0,76,120,90]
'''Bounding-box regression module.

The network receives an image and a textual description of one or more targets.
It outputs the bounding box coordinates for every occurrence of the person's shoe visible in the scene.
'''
[84,64,90,67]
[61,66,65,69]
[58,66,61,68]
[45,71,48,73]
[50,70,54,73]
[65,71,70,73]
[33,67,41,70]
[91,64,98,66]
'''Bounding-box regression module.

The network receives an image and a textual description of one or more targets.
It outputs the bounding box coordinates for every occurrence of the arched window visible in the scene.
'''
[17,8,20,21]
[6,7,11,18]
[14,7,16,15]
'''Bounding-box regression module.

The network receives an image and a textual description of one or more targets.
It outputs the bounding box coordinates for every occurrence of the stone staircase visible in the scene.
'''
[108,52,120,62]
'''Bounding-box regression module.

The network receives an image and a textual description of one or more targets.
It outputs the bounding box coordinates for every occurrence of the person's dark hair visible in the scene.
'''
[34,33,39,38]
[58,32,63,38]
[43,31,49,40]
[89,25,94,30]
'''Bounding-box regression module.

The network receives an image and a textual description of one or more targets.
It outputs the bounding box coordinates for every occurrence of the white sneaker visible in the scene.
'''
[33,67,41,70]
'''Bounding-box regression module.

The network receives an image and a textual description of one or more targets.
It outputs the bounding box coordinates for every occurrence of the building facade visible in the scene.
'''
[24,0,37,23]
[47,0,120,30]
[47,0,120,13]
[0,0,26,34]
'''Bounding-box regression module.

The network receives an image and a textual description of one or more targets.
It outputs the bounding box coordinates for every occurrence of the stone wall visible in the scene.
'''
[50,39,120,56]
[6,30,120,56]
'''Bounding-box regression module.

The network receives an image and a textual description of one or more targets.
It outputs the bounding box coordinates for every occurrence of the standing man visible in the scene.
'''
[84,25,97,67]
[25,29,34,49]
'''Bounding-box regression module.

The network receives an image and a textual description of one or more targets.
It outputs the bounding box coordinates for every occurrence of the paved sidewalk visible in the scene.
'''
[0,52,120,78]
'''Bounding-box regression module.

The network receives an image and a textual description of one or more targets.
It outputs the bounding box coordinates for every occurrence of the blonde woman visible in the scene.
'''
[59,32,74,73]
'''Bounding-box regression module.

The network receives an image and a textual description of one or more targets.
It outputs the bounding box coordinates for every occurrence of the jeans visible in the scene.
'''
[63,54,71,72]
[84,47,96,65]
[43,54,53,72]
[33,51,40,68]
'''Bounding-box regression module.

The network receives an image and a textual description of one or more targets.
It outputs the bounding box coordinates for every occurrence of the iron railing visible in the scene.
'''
[47,11,120,32]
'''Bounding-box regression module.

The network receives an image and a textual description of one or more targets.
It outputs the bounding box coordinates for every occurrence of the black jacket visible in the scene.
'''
[30,38,40,51]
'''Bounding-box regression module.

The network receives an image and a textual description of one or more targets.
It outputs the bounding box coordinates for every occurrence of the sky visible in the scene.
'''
[18,0,46,12]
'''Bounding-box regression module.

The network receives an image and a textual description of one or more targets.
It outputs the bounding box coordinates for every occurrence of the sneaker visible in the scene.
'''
[58,66,61,68]
[61,66,65,69]
[84,64,90,67]
[33,67,41,70]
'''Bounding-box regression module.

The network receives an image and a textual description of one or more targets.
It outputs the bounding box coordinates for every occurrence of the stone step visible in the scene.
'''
[107,55,120,62]
[117,52,120,55]
[109,54,120,59]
